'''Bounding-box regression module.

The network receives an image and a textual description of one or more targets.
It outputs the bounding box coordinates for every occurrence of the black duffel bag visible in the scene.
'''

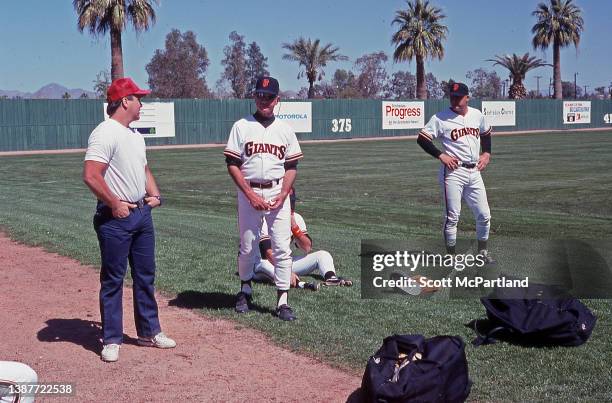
[361,334,471,403]
[471,282,597,347]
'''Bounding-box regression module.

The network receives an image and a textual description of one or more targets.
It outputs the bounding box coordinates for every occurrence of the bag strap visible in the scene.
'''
[470,318,509,346]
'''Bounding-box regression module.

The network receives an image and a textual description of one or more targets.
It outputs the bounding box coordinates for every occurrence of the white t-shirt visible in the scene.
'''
[420,106,491,164]
[224,115,303,182]
[84,119,148,203]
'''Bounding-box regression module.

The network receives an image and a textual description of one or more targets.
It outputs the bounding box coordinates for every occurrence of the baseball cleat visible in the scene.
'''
[101,343,120,362]
[275,304,297,321]
[322,276,353,287]
[304,281,320,291]
[235,291,251,313]
[478,250,497,265]
[137,332,177,349]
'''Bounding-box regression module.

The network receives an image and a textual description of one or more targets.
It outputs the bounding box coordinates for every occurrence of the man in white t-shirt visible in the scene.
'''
[83,77,175,363]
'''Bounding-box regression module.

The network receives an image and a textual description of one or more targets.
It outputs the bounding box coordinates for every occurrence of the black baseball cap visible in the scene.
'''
[255,76,279,96]
[449,82,469,97]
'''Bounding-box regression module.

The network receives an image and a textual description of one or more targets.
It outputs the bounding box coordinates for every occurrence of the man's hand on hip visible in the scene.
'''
[477,152,491,171]
[112,200,137,218]
[145,196,162,208]
[439,153,459,170]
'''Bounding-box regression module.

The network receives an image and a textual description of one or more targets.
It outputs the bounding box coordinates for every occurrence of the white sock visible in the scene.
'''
[277,291,288,307]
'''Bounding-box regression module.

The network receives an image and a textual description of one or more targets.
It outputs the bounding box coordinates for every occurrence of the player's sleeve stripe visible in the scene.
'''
[259,235,271,241]
[418,131,433,141]
[285,152,304,162]
[224,149,241,158]
[481,128,492,136]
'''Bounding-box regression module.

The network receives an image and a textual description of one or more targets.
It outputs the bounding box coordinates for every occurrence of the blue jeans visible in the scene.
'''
[93,202,161,344]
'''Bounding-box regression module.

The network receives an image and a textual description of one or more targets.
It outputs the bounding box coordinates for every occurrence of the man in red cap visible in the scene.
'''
[83,77,176,362]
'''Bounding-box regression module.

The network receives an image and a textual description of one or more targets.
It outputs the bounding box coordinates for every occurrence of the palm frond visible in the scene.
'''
[531,0,584,50]
[390,0,448,63]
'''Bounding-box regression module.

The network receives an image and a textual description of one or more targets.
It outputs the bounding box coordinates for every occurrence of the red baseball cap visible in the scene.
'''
[107,77,151,102]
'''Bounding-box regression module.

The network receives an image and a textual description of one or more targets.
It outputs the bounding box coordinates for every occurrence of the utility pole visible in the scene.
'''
[583,85,589,99]
[574,72,578,99]
[549,77,553,97]
[535,75,542,97]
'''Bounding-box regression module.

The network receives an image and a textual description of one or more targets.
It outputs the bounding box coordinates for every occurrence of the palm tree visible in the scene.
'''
[391,0,447,99]
[282,37,348,99]
[74,0,158,81]
[487,53,550,99]
[531,0,584,99]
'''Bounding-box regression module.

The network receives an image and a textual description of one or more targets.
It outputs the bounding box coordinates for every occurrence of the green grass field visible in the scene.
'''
[1,131,611,401]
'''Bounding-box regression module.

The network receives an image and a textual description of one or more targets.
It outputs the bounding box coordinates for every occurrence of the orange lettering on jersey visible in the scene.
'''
[244,141,287,159]
[450,127,480,141]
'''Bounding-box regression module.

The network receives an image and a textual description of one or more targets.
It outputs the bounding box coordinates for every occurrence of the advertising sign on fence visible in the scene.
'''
[382,101,425,130]
[104,102,176,138]
[482,101,516,126]
[563,101,591,124]
[274,102,312,133]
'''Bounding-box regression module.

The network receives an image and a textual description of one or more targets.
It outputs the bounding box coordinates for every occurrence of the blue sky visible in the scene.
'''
[1,0,610,94]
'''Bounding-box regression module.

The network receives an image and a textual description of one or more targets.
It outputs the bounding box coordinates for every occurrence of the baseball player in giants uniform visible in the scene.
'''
[417,82,494,261]
[253,189,353,289]
[224,76,303,321]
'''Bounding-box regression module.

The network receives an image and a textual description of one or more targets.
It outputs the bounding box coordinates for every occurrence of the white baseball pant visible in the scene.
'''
[237,183,292,290]
[439,166,491,247]
[253,250,336,282]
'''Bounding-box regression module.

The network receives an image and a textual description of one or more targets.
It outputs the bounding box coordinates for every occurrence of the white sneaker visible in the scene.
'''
[101,343,120,362]
[137,332,176,349]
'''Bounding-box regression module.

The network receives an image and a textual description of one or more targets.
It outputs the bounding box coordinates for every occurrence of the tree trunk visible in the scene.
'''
[416,56,427,99]
[308,79,315,99]
[110,27,124,82]
[553,39,562,100]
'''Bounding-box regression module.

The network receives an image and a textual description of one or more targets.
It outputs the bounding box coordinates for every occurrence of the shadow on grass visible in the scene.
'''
[168,291,275,315]
[37,318,138,355]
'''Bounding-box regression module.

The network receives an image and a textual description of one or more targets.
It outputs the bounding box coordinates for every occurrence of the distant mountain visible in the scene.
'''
[0,89,32,99]
[0,83,97,99]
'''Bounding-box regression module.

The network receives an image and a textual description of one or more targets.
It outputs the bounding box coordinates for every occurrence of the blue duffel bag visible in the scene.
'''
[361,334,471,403]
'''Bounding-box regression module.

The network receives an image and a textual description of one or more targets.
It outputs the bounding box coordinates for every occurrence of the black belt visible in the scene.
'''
[122,198,146,208]
[249,179,281,189]
[459,162,477,169]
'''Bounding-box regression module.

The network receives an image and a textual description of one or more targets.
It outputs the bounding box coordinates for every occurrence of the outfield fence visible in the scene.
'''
[0,98,611,151]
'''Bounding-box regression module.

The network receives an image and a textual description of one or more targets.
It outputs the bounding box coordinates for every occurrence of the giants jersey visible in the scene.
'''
[224,115,303,181]
[419,106,491,163]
